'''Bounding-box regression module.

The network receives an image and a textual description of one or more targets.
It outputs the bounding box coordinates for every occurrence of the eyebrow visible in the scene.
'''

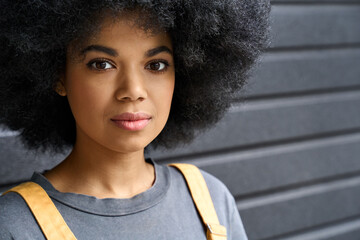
[80,45,119,57]
[145,46,173,57]
[80,45,172,58]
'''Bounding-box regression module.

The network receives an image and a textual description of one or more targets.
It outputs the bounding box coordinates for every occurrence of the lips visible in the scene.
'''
[111,112,152,131]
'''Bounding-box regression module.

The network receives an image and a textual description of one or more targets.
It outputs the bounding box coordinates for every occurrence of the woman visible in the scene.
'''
[0,1,270,239]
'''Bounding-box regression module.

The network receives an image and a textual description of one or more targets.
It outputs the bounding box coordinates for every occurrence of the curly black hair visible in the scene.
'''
[0,0,270,152]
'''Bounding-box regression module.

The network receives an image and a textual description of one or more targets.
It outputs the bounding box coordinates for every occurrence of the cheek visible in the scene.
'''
[152,78,175,119]
[65,72,111,122]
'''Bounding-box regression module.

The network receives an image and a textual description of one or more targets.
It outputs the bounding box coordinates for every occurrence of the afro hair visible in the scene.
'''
[0,0,270,152]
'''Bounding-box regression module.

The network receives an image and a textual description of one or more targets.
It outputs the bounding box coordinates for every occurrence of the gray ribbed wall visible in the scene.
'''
[1,1,360,239]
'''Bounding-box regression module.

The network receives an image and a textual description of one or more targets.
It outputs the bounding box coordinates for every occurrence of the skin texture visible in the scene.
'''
[44,17,175,199]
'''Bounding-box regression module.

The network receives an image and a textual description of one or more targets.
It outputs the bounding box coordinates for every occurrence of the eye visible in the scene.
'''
[87,59,115,70]
[146,60,169,72]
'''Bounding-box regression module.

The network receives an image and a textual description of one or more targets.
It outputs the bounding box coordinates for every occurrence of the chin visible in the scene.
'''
[106,138,152,154]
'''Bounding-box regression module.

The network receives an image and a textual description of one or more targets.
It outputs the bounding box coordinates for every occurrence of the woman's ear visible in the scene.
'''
[54,78,67,96]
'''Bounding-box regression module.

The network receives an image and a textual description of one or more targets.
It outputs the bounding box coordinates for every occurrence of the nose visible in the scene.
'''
[114,67,148,102]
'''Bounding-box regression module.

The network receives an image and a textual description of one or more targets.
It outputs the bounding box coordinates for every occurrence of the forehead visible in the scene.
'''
[100,18,170,45]
[70,15,172,58]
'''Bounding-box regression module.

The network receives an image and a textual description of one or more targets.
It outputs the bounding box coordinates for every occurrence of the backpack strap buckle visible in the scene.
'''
[206,223,227,240]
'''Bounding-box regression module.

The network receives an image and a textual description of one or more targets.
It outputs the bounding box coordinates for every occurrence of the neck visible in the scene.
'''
[44,135,155,199]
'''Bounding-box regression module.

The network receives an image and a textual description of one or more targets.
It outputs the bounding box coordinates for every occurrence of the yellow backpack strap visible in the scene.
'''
[169,163,227,240]
[4,182,77,240]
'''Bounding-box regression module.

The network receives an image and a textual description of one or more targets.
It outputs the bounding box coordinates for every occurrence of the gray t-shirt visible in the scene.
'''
[0,160,247,239]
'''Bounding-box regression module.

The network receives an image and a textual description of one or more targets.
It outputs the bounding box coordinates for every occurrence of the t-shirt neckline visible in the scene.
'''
[30,159,170,216]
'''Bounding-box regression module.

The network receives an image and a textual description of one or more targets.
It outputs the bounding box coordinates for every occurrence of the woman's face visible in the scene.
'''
[59,17,175,153]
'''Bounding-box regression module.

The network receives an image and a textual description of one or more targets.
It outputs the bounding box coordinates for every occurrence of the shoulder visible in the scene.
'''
[0,194,16,239]
[167,164,248,239]
[167,164,236,214]
[167,164,234,201]
[0,191,30,217]
[199,169,237,216]
[0,191,27,237]
[199,169,248,240]
[200,169,232,197]
[0,188,41,238]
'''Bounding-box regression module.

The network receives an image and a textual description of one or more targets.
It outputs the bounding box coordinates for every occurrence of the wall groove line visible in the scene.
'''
[271,1,360,6]
[236,174,360,210]
[264,215,360,240]
[155,128,360,162]
[231,88,360,110]
[235,170,360,204]
[267,43,360,52]
[236,86,360,102]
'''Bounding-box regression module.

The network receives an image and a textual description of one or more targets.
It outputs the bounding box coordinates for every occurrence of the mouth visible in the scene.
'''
[110,112,152,131]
